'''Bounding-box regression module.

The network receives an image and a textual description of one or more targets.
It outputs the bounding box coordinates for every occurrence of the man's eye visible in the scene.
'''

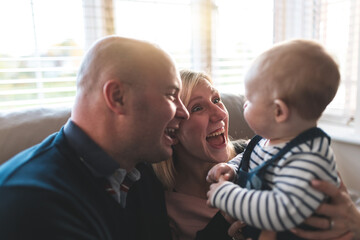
[191,105,202,113]
[167,94,176,101]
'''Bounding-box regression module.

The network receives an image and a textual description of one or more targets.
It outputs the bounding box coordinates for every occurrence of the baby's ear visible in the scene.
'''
[274,99,289,123]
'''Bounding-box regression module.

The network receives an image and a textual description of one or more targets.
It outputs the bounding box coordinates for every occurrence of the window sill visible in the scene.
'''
[318,121,360,146]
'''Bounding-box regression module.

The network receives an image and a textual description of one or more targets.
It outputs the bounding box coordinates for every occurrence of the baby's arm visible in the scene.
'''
[206,175,228,207]
[206,163,235,184]
[206,154,241,207]
[206,153,243,184]
[208,152,340,231]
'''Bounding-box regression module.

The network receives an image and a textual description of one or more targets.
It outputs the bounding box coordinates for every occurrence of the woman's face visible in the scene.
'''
[175,80,230,163]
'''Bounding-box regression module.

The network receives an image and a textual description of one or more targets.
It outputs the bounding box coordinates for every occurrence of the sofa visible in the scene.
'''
[0,93,254,165]
[0,106,72,164]
[1,93,359,204]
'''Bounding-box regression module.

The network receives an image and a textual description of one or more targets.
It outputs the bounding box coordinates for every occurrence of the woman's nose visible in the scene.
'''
[210,105,228,122]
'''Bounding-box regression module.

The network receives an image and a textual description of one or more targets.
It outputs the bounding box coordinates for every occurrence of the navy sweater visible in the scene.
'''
[0,129,136,240]
[0,128,243,240]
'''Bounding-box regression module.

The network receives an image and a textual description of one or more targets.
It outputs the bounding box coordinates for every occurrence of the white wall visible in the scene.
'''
[333,140,360,195]
[319,122,360,196]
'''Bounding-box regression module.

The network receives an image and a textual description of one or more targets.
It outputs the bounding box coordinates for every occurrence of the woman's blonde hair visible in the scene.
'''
[152,69,236,190]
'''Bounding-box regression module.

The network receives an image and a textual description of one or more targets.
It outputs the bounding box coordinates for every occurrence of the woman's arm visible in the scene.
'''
[292,178,360,239]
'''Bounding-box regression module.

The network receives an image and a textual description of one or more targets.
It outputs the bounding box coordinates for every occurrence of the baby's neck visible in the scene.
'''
[267,119,317,146]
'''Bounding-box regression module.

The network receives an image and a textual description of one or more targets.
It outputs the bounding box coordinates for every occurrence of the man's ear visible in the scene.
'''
[274,99,289,123]
[103,80,126,114]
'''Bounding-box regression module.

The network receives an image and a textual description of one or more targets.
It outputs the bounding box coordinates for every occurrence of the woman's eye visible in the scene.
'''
[191,105,202,113]
[213,97,221,104]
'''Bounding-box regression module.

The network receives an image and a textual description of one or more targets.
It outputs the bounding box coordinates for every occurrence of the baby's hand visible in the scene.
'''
[207,175,227,207]
[206,163,235,183]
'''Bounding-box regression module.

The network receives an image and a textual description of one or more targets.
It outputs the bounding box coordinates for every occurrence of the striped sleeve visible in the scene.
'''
[226,153,243,172]
[210,136,340,231]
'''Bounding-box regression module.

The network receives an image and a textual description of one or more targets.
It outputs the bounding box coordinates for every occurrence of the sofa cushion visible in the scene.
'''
[0,107,71,164]
[0,93,253,164]
[221,93,253,140]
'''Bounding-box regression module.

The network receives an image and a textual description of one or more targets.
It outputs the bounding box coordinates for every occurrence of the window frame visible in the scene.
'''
[1,0,359,140]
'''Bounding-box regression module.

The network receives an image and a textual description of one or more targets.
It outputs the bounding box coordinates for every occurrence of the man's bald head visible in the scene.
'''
[70,36,188,168]
[76,36,172,95]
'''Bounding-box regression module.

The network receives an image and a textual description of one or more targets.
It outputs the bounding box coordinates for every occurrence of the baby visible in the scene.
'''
[206,39,341,240]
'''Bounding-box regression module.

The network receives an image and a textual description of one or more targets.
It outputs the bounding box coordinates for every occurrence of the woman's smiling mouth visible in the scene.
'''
[206,128,226,147]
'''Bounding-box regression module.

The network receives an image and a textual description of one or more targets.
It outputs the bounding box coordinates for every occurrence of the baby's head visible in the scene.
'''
[245,39,340,121]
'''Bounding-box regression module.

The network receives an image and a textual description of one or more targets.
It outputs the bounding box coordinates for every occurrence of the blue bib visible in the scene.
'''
[236,127,329,240]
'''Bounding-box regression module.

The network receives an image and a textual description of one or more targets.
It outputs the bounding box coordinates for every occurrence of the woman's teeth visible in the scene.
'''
[207,129,224,138]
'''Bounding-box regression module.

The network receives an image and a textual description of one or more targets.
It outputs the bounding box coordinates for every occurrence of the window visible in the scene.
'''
[114,0,193,69]
[1,0,359,136]
[272,0,360,136]
[211,0,273,93]
[113,0,274,94]
[0,0,84,110]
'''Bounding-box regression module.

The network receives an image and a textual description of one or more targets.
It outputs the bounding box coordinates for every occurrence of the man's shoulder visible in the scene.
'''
[134,162,159,186]
[130,162,164,197]
[0,131,73,187]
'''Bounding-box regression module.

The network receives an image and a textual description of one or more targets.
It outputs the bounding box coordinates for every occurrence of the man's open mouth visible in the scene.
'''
[165,128,177,139]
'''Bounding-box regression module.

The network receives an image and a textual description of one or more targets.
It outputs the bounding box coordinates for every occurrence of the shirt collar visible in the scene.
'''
[63,119,120,178]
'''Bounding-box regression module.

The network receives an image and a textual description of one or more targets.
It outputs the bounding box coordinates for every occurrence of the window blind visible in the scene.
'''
[0,0,84,111]
[273,0,360,126]
[1,0,359,132]
[212,0,274,94]
[114,0,193,70]
[113,0,274,95]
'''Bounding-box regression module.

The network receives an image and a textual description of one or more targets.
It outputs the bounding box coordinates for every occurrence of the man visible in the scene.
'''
[0,36,189,239]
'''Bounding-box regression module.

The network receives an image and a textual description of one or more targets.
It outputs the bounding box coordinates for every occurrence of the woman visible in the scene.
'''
[128,69,359,240]
[152,69,247,239]
[127,69,246,240]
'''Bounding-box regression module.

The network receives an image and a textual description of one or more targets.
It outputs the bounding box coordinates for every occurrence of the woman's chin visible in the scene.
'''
[207,150,229,164]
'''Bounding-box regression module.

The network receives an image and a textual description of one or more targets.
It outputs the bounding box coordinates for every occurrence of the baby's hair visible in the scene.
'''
[247,39,340,120]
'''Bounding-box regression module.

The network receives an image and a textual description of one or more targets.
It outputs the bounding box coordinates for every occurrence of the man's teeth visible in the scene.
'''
[167,128,175,134]
[207,130,224,138]
[166,128,177,138]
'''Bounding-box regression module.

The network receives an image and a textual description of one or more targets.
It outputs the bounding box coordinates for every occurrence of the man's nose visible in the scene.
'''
[176,99,189,120]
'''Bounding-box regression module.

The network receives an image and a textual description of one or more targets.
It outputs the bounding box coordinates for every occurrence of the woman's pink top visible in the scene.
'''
[165,191,219,240]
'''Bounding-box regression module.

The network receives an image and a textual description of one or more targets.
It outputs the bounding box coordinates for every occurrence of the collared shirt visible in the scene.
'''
[63,120,140,207]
